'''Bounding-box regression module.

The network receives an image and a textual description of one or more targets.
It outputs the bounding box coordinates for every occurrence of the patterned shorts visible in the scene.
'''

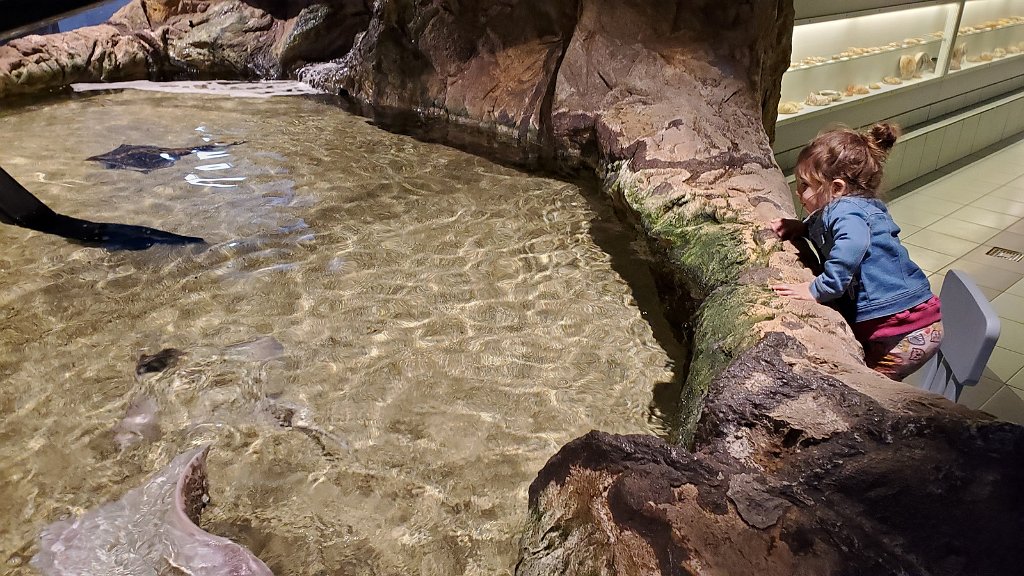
[864,322,944,382]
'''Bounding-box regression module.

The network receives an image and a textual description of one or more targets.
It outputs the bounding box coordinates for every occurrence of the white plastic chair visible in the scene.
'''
[916,269,1001,401]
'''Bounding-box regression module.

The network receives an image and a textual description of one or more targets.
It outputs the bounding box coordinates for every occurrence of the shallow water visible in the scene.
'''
[0,88,684,575]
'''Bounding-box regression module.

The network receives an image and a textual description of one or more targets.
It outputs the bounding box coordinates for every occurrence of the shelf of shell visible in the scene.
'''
[787,35,944,72]
[778,39,940,112]
[950,46,1024,72]
[948,20,1024,70]
[777,70,938,122]
[956,17,1024,37]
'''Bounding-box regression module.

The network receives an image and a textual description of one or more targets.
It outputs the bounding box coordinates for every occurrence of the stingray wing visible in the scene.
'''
[86,144,179,172]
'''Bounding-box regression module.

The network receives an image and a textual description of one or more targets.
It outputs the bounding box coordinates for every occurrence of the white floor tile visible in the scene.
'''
[1003,175,1024,191]
[1009,368,1024,391]
[1005,278,1024,297]
[972,195,1024,218]
[904,244,957,273]
[891,196,964,214]
[949,206,1021,230]
[924,218,1001,243]
[979,386,1024,425]
[992,293,1024,324]
[997,319,1024,355]
[985,346,1024,383]
[958,376,1003,410]
[902,230,978,258]
[918,182,991,204]
[988,184,1024,201]
[987,230,1024,252]
[897,223,922,237]
[889,208,945,229]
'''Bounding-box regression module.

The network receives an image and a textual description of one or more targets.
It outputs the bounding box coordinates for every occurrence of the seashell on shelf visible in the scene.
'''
[1009,45,1021,55]
[914,52,933,76]
[979,52,993,62]
[899,55,917,80]
[804,92,832,106]
[993,48,1006,59]
[950,44,967,70]
[845,84,870,96]
[882,76,903,85]
[778,101,803,115]
[818,90,843,102]
[868,82,881,90]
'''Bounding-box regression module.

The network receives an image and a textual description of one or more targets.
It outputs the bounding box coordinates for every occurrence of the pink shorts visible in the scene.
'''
[864,321,944,381]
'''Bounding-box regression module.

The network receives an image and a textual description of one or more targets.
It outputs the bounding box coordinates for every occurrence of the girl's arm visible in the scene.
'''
[810,212,870,302]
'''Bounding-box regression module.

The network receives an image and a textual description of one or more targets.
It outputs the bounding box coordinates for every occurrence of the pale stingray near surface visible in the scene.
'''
[31,445,274,576]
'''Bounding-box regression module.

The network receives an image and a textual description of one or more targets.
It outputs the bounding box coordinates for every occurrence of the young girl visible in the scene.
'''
[771,123,942,381]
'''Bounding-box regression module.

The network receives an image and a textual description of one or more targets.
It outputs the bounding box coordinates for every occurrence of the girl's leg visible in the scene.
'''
[865,322,944,381]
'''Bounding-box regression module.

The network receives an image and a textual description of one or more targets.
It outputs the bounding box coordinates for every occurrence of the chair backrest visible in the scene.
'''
[919,269,1001,401]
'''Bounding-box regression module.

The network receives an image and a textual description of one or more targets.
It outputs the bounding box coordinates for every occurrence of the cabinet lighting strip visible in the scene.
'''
[795,0,953,26]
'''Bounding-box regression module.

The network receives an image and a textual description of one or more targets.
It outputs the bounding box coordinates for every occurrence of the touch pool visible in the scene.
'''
[0,86,685,575]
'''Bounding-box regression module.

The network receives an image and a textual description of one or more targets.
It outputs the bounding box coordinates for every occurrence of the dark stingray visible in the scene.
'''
[0,166,204,250]
[136,348,185,375]
[86,141,245,173]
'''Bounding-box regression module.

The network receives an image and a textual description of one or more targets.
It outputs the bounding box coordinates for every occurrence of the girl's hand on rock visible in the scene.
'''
[771,282,814,301]
[771,218,807,241]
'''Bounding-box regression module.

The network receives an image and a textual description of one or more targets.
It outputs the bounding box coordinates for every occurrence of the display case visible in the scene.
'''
[778,0,1024,122]
[778,2,962,120]
[949,0,1024,73]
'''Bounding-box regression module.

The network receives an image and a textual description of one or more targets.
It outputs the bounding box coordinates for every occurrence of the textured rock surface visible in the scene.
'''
[4,1,1023,574]
[0,0,371,97]
[0,25,156,97]
[518,334,1024,576]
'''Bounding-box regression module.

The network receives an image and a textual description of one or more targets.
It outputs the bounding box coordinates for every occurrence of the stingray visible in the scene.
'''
[0,166,203,250]
[86,141,245,173]
[31,445,274,576]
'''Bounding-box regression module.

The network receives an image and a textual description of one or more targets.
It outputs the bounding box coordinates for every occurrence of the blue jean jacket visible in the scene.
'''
[805,197,933,322]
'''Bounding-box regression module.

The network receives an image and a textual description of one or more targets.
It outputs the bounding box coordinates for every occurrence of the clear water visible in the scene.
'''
[0,88,684,575]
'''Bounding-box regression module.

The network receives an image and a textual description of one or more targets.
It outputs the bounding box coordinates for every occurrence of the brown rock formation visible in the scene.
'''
[518,334,1024,575]
[0,25,155,97]
[0,0,371,98]
[3,1,1022,574]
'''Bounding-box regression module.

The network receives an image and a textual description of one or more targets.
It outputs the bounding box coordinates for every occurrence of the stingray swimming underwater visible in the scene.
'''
[87,141,244,173]
[30,445,275,576]
[0,166,203,250]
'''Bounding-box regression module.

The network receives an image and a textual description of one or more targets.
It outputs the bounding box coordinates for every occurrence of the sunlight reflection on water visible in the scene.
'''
[0,88,683,575]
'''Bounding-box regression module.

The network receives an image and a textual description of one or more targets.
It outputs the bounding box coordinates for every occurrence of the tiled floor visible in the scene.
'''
[888,134,1024,424]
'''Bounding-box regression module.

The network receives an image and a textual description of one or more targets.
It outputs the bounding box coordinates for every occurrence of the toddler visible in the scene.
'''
[771,123,943,381]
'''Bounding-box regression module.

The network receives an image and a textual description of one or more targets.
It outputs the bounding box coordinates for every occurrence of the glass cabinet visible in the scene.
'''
[951,0,1024,73]
[778,0,1024,121]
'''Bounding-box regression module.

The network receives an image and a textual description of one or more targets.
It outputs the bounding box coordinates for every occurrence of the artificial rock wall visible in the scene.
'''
[2,2,1023,574]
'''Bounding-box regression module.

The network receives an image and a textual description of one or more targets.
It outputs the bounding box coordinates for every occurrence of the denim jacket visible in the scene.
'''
[805,197,933,322]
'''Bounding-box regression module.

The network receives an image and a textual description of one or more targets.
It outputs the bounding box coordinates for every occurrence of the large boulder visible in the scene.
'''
[517,334,1024,575]
[0,0,371,97]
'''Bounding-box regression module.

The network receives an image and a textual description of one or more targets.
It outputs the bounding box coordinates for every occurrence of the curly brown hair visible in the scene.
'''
[795,123,901,198]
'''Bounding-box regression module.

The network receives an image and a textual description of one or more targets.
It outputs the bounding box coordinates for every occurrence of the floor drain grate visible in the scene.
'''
[986,246,1024,262]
